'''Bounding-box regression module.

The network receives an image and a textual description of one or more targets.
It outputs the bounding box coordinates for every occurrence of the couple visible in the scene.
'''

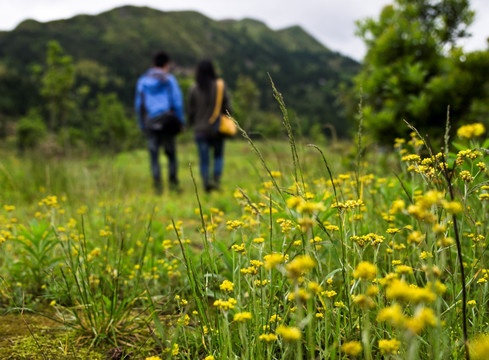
[134,52,231,194]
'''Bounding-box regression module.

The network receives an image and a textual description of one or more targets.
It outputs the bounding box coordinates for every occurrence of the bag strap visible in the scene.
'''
[209,79,224,125]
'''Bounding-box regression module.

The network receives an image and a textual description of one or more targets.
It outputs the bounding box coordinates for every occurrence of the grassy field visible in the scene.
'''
[0,124,488,359]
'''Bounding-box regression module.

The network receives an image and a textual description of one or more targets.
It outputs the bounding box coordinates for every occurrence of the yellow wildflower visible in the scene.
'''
[324,290,337,298]
[443,201,463,214]
[352,294,374,309]
[3,205,15,212]
[457,123,485,139]
[378,339,401,355]
[459,170,473,182]
[396,265,414,275]
[276,325,301,341]
[219,280,234,292]
[264,253,286,270]
[341,341,362,357]
[231,243,246,254]
[408,231,425,244]
[353,261,377,281]
[377,303,405,327]
[269,314,282,323]
[308,281,323,294]
[171,343,179,356]
[469,334,489,360]
[386,279,436,304]
[259,333,278,343]
[389,199,405,214]
[234,312,252,322]
[285,255,315,278]
[213,298,237,311]
[405,307,437,334]
[325,224,340,232]
[366,285,379,297]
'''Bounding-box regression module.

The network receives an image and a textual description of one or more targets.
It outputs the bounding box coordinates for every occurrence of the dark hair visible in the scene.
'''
[196,60,217,91]
[153,51,170,68]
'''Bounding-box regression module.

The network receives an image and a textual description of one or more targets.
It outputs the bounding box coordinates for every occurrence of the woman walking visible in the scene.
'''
[188,60,232,192]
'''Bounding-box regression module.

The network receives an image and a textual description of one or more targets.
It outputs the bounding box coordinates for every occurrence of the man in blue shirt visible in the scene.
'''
[135,51,185,194]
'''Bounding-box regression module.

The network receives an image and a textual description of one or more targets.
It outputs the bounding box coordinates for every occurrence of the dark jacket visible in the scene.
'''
[188,79,231,137]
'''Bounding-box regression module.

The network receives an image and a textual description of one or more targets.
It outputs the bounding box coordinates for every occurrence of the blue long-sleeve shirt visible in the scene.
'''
[134,68,185,130]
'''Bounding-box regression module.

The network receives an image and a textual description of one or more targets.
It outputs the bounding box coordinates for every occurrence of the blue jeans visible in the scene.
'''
[196,136,224,185]
[146,130,178,187]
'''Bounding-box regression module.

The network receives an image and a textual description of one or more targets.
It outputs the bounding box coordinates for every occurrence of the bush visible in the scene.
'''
[16,109,47,151]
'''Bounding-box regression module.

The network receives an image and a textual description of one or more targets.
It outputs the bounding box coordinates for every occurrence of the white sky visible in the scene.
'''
[1,0,488,61]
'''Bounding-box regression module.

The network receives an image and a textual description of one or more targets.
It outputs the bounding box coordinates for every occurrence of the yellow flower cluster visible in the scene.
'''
[385,279,436,304]
[350,233,385,247]
[277,218,295,233]
[395,265,413,275]
[377,303,405,327]
[459,170,473,182]
[233,312,252,322]
[219,280,234,292]
[276,325,301,341]
[377,303,437,334]
[405,307,437,334]
[38,195,59,208]
[469,334,489,360]
[457,123,485,139]
[3,205,15,212]
[332,199,364,211]
[213,298,237,311]
[259,333,278,343]
[407,190,446,222]
[401,154,421,163]
[226,220,245,230]
[456,149,483,165]
[231,243,246,254]
[240,266,258,275]
[285,255,315,278]
[352,294,374,309]
[353,261,377,281]
[378,338,401,355]
[341,341,362,357]
[264,253,286,270]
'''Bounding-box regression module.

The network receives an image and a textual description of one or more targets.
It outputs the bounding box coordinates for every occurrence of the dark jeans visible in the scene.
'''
[196,136,224,185]
[146,130,178,187]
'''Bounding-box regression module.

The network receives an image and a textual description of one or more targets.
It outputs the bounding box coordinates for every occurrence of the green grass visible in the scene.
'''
[0,130,488,360]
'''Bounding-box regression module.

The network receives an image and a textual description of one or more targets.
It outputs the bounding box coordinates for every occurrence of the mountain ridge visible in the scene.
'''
[0,5,360,136]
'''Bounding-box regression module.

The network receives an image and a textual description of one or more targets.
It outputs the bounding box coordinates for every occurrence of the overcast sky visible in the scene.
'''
[1,0,488,61]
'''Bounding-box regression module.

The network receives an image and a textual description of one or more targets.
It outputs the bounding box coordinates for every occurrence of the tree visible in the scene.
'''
[88,93,132,151]
[354,0,476,142]
[41,41,75,131]
[232,75,261,133]
[16,108,47,151]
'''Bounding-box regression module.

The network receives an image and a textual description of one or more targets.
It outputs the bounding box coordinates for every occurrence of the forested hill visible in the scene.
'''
[0,6,360,137]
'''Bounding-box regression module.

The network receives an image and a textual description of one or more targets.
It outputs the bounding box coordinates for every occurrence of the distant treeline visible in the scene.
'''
[0,6,360,153]
[2,2,488,153]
